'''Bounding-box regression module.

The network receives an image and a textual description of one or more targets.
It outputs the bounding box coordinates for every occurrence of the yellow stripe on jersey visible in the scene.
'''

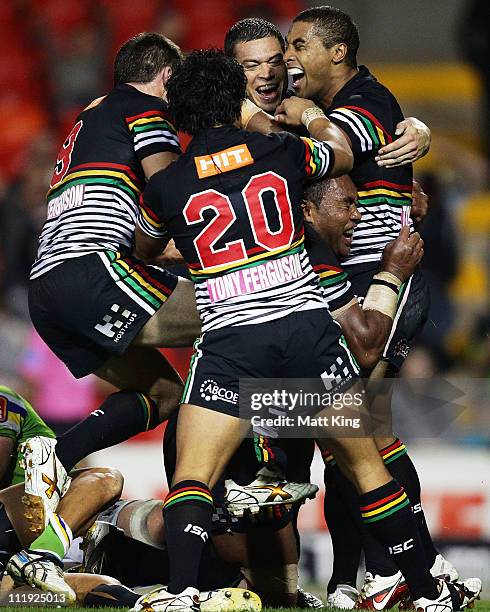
[47,170,140,197]
[190,235,305,277]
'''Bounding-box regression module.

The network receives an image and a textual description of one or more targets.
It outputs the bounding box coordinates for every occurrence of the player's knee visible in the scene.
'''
[90,467,124,503]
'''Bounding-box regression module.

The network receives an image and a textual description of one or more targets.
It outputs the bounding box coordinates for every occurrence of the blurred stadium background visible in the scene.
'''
[0,0,488,595]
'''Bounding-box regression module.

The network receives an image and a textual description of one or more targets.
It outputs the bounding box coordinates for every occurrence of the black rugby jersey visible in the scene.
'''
[30,84,181,279]
[326,66,413,266]
[139,125,334,331]
[305,224,355,313]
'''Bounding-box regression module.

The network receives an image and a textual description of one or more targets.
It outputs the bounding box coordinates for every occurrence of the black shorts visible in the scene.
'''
[0,504,20,573]
[29,251,179,378]
[181,309,360,418]
[345,263,430,371]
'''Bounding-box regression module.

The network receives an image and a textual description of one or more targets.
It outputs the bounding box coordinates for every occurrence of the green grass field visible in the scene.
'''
[0,604,488,612]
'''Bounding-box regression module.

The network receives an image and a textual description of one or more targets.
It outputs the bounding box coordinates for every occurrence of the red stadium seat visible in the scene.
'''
[0,95,48,178]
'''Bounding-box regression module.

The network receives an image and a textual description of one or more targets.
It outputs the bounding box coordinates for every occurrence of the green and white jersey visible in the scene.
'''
[0,385,55,487]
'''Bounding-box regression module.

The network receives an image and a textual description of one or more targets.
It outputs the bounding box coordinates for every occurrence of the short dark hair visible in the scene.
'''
[224,17,285,57]
[293,6,359,69]
[167,49,247,136]
[303,180,329,209]
[114,32,183,86]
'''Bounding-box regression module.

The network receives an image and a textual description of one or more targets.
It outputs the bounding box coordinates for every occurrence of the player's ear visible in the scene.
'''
[331,42,347,65]
[302,199,315,223]
[161,65,173,87]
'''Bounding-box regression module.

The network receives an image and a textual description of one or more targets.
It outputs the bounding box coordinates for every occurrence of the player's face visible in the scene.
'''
[233,36,287,113]
[285,21,335,102]
[304,176,361,258]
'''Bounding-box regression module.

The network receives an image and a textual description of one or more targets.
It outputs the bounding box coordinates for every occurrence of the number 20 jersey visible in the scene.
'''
[139,125,334,332]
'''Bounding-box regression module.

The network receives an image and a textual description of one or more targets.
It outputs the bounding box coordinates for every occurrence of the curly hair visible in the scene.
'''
[167,49,247,136]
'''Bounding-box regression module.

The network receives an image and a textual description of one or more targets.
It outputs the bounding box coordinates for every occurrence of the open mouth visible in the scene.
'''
[288,67,305,90]
[342,227,355,243]
[255,83,280,103]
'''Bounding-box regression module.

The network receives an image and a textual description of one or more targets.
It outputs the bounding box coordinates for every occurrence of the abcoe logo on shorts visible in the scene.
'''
[199,379,238,405]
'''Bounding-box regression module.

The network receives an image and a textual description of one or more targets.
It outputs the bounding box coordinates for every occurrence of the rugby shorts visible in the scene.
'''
[181,308,360,418]
[345,263,430,371]
[29,251,178,378]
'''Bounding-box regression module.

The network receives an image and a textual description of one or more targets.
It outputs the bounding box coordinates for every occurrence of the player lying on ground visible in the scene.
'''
[132,49,480,612]
[0,385,308,609]
[1,463,261,612]
[79,414,322,609]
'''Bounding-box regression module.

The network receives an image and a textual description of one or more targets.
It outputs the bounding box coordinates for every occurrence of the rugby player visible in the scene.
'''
[271,7,458,606]
[0,385,137,607]
[224,17,432,175]
[132,49,479,612]
[0,387,261,610]
[27,32,202,516]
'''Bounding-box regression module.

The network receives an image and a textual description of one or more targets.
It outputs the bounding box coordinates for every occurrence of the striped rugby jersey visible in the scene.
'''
[139,126,334,332]
[305,224,355,314]
[30,84,181,279]
[326,66,413,267]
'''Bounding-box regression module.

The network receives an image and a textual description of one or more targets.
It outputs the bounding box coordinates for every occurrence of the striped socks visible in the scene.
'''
[55,391,159,471]
[29,513,73,560]
[380,438,439,567]
[163,480,214,594]
[360,479,437,600]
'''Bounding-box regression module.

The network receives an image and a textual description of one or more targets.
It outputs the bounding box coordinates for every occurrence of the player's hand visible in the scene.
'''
[274,97,317,126]
[381,225,424,281]
[375,117,431,167]
[149,239,185,267]
[410,179,429,225]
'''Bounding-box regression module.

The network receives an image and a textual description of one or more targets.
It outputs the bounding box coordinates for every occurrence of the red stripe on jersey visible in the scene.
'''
[69,162,139,181]
[313,263,343,273]
[125,109,170,123]
[362,180,412,191]
[342,106,393,143]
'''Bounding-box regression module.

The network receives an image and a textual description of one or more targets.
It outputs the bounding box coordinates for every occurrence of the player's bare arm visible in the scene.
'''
[376,117,431,167]
[142,151,179,180]
[333,227,423,370]
[274,97,353,175]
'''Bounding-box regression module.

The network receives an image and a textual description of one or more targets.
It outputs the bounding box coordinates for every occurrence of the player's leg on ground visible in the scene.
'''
[96,344,183,422]
[55,391,160,472]
[114,499,165,548]
[3,468,121,602]
[165,403,248,595]
[65,573,139,608]
[213,521,299,607]
[135,277,201,348]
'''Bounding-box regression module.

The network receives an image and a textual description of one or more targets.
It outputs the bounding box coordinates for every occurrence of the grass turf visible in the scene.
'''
[0,603,488,612]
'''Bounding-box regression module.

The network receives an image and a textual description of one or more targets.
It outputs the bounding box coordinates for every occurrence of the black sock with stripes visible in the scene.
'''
[360,479,438,600]
[55,391,159,471]
[381,438,439,568]
[163,480,214,594]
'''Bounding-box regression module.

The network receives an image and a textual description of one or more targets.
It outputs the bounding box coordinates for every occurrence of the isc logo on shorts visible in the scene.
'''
[94,303,137,343]
[200,379,238,405]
